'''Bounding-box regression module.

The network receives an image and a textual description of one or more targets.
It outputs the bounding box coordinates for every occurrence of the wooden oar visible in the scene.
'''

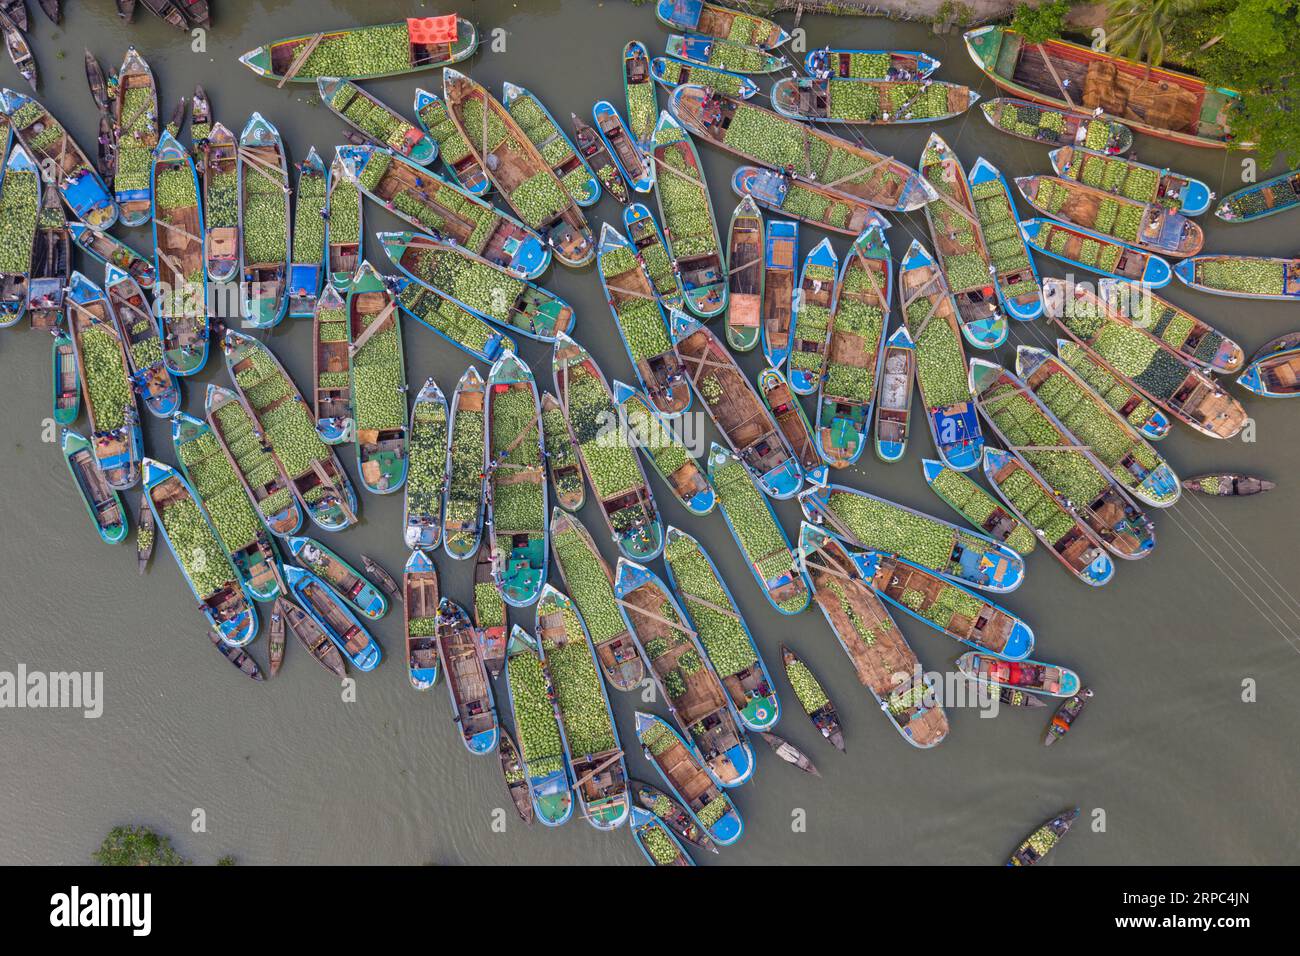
[154,215,202,246]
[277,33,323,88]
[614,597,697,638]
[348,301,396,356]
[570,751,624,792]
[824,151,895,191]
[1036,45,1077,109]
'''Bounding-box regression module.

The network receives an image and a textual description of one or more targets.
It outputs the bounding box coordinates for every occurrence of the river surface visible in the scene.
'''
[1,0,1298,866]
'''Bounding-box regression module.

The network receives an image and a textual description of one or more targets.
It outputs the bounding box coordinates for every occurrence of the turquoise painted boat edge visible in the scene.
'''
[1019,218,1172,288]
[968,156,1043,321]
[650,56,759,99]
[442,366,487,561]
[283,564,381,670]
[503,625,576,826]
[956,650,1081,698]
[287,145,328,317]
[612,378,716,516]
[787,237,838,396]
[287,535,389,620]
[236,112,290,329]
[61,429,128,544]
[633,711,744,846]
[501,81,600,207]
[630,805,695,865]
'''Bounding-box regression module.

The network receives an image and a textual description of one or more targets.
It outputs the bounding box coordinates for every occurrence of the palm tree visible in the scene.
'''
[1105,0,1204,67]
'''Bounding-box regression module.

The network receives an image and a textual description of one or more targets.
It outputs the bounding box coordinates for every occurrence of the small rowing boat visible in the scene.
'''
[1239,333,1300,398]
[760,217,797,369]
[0,0,24,30]
[1174,253,1300,301]
[612,380,714,513]
[759,733,820,776]
[981,97,1133,153]
[968,156,1043,321]
[922,458,1036,556]
[622,203,682,310]
[1019,218,1171,287]
[318,77,435,165]
[414,87,489,195]
[772,76,978,125]
[650,56,757,99]
[498,729,533,825]
[780,644,844,752]
[288,536,387,620]
[630,806,693,866]
[51,322,79,425]
[361,555,400,603]
[404,378,447,550]
[67,223,154,289]
[200,121,238,282]
[503,82,599,207]
[1017,174,1203,257]
[61,429,128,544]
[731,165,889,237]
[571,111,629,205]
[150,131,208,376]
[874,326,914,462]
[724,196,763,352]
[346,261,407,495]
[403,549,441,689]
[28,180,72,330]
[0,14,35,92]
[634,711,743,846]
[1044,687,1093,746]
[204,383,303,538]
[958,651,1081,699]
[623,41,657,149]
[437,598,499,754]
[806,48,940,79]
[540,391,585,513]
[665,34,784,75]
[595,100,654,194]
[279,596,347,678]
[759,367,819,476]
[631,779,717,853]
[1183,474,1275,497]
[1216,167,1300,222]
[209,630,263,681]
[443,365,487,559]
[1007,808,1079,865]
[288,147,327,317]
[136,494,154,572]
[473,540,506,678]
[268,602,284,677]
[325,150,361,289]
[283,564,381,671]
[237,113,290,329]
[503,626,573,827]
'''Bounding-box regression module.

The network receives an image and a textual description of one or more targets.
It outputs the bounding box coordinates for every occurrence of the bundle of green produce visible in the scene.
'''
[823,79,970,122]
[564,367,643,500]
[444,389,485,556]
[80,326,133,431]
[1195,258,1286,297]
[551,523,625,646]
[404,245,524,324]
[178,430,263,554]
[907,299,969,407]
[638,821,682,865]
[292,164,327,264]
[350,316,405,433]
[115,86,156,193]
[710,453,807,613]
[0,166,37,274]
[619,389,710,513]
[213,399,294,519]
[505,88,597,205]
[206,170,238,230]
[243,162,288,264]
[786,659,829,714]
[655,145,718,258]
[539,594,617,755]
[653,57,751,98]
[397,284,508,359]
[927,464,1036,555]
[541,400,584,508]
[240,20,477,82]
[416,93,473,167]
[600,242,674,362]
[663,534,756,679]
[1060,150,1161,204]
[1055,341,1164,438]
[505,646,566,769]
[821,489,993,576]
[625,43,658,144]
[997,467,1079,545]
[406,394,447,527]
[157,496,232,598]
[970,177,1037,298]
[823,300,884,403]
[475,582,504,630]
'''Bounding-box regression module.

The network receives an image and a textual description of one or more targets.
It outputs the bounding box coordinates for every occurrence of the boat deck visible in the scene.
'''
[871,556,1014,654]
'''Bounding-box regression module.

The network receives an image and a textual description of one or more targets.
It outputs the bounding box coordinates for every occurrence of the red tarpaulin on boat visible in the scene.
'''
[408,16,458,44]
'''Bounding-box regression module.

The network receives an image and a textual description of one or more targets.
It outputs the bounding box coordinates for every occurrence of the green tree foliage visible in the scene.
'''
[1011,0,1072,44]
[93,825,188,866]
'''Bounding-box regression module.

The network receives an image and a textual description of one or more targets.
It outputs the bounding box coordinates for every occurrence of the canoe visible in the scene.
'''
[61,430,128,545]
[240,17,478,83]
[268,601,285,676]
[310,285,352,445]
[472,539,507,678]
[325,150,361,290]
[443,365,487,560]
[414,88,490,196]
[1183,474,1276,497]
[204,384,303,538]
[921,458,1036,556]
[798,522,950,748]
[486,351,548,607]
[707,443,812,614]
[724,196,763,352]
[200,121,238,282]
[437,598,499,754]
[982,447,1114,587]
[0,0,23,30]
[288,536,387,620]
[346,261,407,495]
[208,630,263,681]
[1016,345,1181,508]
[919,134,1008,349]
[288,146,327,317]
[1173,254,1300,301]
[139,0,187,29]
[595,223,688,416]
[504,626,574,826]
[237,113,290,329]
[732,164,891,238]
[957,651,1081,699]
[571,111,630,205]
[772,76,978,124]
[0,143,38,325]
[283,565,381,671]
[759,367,819,476]
[553,333,664,561]
[671,85,936,213]
[503,82,599,207]
[622,203,682,310]
[787,238,838,396]
[817,225,892,467]
[874,326,914,462]
[1016,174,1203,257]
[223,329,359,531]
[0,16,33,91]
[318,77,435,166]
[151,129,208,375]
[665,34,783,75]
[759,733,821,776]
[897,239,985,471]
[964,25,1243,148]
[594,100,654,194]
[1045,687,1094,746]
[142,457,258,645]
[1043,279,1246,439]
[362,555,400,603]
[66,272,142,489]
[673,313,803,498]
[189,84,210,156]
[394,267,518,361]
[1239,333,1300,398]
[649,111,727,318]
[172,413,284,603]
[630,806,693,866]
[536,586,631,830]
[623,40,657,149]
[1007,808,1080,865]
[779,644,844,752]
[279,596,347,677]
[338,144,550,280]
[443,69,595,268]
[549,508,646,693]
[404,378,447,550]
[656,0,788,49]
[3,88,117,227]
[1054,338,1172,442]
[634,712,742,846]
[379,231,573,343]
[136,493,154,571]
[52,323,80,426]
[759,218,797,369]
[661,525,780,733]
[614,380,714,516]
[498,728,534,825]
[68,223,154,290]
[632,780,717,853]
[115,0,134,20]
[1051,146,1213,217]
[650,56,758,100]
[540,391,585,513]
[806,48,940,79]
[1216,167,1300,222]
[111,48,158,227]
[980,97,1133,153]
[798,479,1026,593]
[409,554,452,686]
[28,180,72,330]
[1021,217,1171,288]
[967,157,1043,321]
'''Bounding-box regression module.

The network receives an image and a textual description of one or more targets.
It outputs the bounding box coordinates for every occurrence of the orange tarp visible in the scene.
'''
[408,15,458,45]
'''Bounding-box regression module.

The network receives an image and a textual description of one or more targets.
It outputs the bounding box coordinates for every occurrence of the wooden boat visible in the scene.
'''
[656,0,788,49]
[443,69,594,268]
[135,494,154,572]
[199,121,238,282]
[38,0,60,23]
[401,549,439,689]
[68,223,154,289]
[115,0,135,21]
[52,323,79,426]
[674,313,803,498]
[571,111,630,205]
[503,626,574,827]
[1023,219,1171,288]
[28,180,72,330]
[1044,279,1246,439]
[897,239,984,471]
[593,100,654,194]
[650,56,758,100]
[1239,332,1300,398]
[0,0,24,30]
[759,733,820,776]
[759,218,797,369]
[95,113,116,186]
[288,536,387,620]
[4,89,117,227]
[874,326,914,463]
[922,458,1036,556]
[379,231,573,343]
[724,196,763,352]
[189,84,210,156]
[1008,808,1079,865]
[0,13,36,91]
[279,596,347,678]
[549,509,645,692]
[0,143,37,325]
[283,565,381,671]
[142,457,258,645]
[339,144,550,280]
[150,129,208,375]
[731,165,888,238]
[437,598,499,754]
[798,523,950,748]
[443,365,487,560]
[650,112,726,318]
[759,368,819,476]
[346,261,407,495]
[139,0,187,29]
[957,651,1081,699]
[535,586,631,830]
[1174,254,1300,301]
[164,96,188,142]
[204,384,304,538]
[633,711,743,846]
[967,156,1043,321]
[403,378,447,550]
[630,806,693,866]
[172,413,284,604]
[1216,167,1300,222]
[503,82,599,207]
[110,48,158,227]
[970,359,1156,560]
[223,329,359,532]
[595,223,688,417]
[1050,146,1213,217]
[1017,174,1203,257]
[318,77,435,166]
[240,16,478,83]
[208,630,264,681]
[472,540,507,678]
[267,602,285,677]
[539,391,585,513]
[237,113,290,329]
[66,272,142,489]
[61,430,128,544]
[1016,345,1181,508]
[414,87,490,196]
[622,203,682,310]
[772,76,978,125]
[360,555,400,603]
[1054,338,1172,442]
[979,97,1132,152]
[799,479,1027,592]
[498,729,534,825]
[614,380,714,516]
[779,644,844,752]
[631,779,717,853]
[665,33,783,75]
[964,25,1243,148]
[287,146,327,318]
[806,48,940,79]
[1183,474,1275,497]
[707,443,812,613]
[310,285,352,445]
[104,265,179,418]
[486,351,548,607]
[1044,687,1093,746]
[1000,687,1047,708]
[670,85,935,213]
[661,525,780,732]
[553,334,663,561]
[622,40,657,149]
[323,149,361,290]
